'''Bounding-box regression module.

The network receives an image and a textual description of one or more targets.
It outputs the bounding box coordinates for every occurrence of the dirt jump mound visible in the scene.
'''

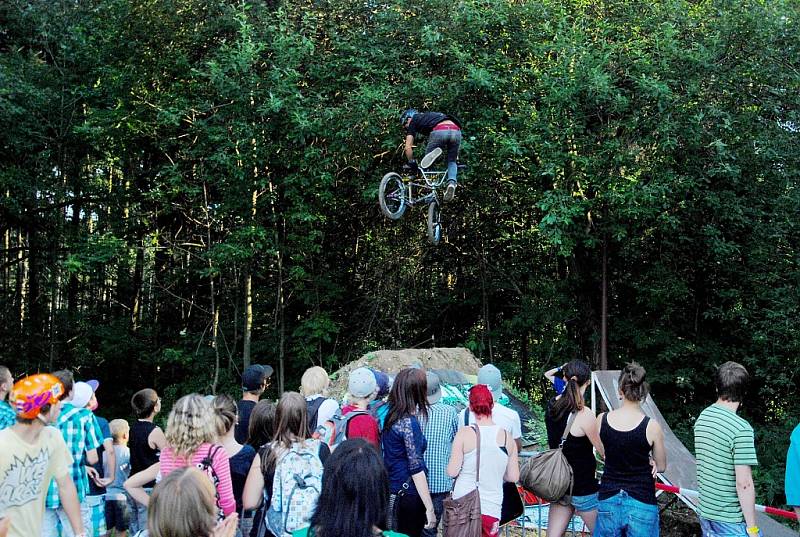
[329,347,481,397]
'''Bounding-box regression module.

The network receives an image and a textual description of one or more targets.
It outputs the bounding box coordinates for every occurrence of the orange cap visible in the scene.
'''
[11,374,65,420]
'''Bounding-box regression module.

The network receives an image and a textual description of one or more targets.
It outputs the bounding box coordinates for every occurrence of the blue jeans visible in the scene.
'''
[128,489,151,534]
[421,492,448,537]
[700,517,762,537]
[426,129,461,183]
[595,490,659,537]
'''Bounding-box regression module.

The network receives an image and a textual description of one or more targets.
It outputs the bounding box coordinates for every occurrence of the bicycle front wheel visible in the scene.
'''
[378,172,407,220]
[427,199,442,245]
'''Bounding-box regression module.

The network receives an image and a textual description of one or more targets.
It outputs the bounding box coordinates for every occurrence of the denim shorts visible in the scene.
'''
[700,517,763,537]
[596,490,659,537]
[571,493,599,512]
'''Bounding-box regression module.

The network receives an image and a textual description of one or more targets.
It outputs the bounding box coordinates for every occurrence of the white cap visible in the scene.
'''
[71,382,94,409]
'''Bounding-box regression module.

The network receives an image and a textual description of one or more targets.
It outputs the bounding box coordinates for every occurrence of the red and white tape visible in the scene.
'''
[655,483,799,521]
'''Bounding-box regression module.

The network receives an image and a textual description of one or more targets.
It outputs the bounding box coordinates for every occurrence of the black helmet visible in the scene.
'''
[400,109,417,127]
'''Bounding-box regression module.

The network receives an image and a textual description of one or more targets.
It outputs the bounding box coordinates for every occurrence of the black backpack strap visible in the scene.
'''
[201,444,223,471]
[307,397,326,433]
[463,409,470,427]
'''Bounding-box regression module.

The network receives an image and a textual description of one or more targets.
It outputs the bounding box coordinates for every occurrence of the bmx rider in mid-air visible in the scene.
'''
[401,109,462,202]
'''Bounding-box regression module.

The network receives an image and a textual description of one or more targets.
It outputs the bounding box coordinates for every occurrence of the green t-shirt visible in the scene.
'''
[694,403,759,523]
[293,529,408,537]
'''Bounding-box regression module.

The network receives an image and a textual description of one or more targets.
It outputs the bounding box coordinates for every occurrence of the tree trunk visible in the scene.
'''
[17,230,26,331]
[205,182,221,395]
[242,187,257,370]
[276,246,285,395]
[600,236,608,370]
[131,244,144,331]
[520,330,530,390]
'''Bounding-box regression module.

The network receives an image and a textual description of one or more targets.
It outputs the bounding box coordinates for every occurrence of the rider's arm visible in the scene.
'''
[404,134,415,161]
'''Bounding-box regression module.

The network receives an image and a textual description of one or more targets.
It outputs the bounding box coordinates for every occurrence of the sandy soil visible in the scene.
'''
[328,347,482,397]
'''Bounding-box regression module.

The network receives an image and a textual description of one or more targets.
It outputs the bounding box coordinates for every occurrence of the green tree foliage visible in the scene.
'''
[1,0,798,504]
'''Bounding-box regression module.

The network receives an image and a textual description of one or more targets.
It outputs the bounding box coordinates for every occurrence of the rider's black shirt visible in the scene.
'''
[406,112,448,138]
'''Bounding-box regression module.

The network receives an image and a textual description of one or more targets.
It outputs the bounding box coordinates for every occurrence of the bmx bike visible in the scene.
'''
[378,147,462,245]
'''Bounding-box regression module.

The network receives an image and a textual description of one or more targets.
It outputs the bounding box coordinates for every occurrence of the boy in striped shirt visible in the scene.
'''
[694,361,761,537]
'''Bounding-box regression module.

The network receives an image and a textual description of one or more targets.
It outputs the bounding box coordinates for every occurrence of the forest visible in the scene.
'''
[1,0,798,507]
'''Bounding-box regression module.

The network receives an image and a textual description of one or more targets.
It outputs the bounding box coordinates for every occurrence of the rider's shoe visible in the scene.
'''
[444,182,456,202]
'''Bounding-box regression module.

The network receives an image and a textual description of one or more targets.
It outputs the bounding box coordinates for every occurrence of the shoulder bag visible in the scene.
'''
[518,412,576,502]
[499,431,524,526]
[442,425,482,537]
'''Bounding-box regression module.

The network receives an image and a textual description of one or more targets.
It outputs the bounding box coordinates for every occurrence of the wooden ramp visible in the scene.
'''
[591,371,795,537]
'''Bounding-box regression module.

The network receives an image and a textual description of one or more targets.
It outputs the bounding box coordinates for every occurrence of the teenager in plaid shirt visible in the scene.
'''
[42,375,103,537]
[421,371,458,537]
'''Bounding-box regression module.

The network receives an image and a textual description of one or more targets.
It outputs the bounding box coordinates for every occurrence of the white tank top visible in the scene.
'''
[451,425,508,519]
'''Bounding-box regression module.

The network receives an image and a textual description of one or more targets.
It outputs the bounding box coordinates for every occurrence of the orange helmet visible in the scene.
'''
[11,374,65,420]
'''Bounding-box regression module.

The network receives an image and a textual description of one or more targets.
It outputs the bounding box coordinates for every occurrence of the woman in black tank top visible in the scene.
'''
[543,360,605,536]
[595,363,667,537]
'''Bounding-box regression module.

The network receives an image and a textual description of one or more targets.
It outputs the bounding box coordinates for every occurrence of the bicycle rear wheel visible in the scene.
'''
[378,172,407,220]
[427,199,442,245]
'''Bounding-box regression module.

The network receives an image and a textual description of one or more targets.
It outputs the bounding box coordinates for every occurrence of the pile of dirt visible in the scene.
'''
[328,347,482,397]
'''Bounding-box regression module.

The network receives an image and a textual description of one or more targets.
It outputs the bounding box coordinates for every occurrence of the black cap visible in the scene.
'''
[242,364,274,391]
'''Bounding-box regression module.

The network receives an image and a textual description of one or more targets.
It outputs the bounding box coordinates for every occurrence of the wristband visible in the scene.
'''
[746,526,759,536]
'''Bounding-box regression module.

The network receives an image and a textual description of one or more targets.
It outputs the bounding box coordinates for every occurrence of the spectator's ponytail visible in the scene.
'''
[618,362,649,402]
[550,359,591,420]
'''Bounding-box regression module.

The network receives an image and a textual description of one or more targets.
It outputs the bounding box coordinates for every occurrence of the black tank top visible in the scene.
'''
[598,413,656,504]
[544,399,599,496]
[130,420,160,487]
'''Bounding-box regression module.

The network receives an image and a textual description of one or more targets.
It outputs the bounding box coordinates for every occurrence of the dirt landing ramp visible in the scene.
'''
[329,347,482,397]
[592,370,795,537]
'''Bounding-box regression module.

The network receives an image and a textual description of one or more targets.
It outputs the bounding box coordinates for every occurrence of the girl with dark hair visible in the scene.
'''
[595,362,667,537]
[293,438,408,537]
[382,368,435,537]
[242,392,330,537]
[247,400,277,450]
[447,385,519,537]
[543,359,605,535]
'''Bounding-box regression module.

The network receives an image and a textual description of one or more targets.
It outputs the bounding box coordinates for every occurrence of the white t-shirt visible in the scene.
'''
[0,427,72,537]
[458,404,522,440]
[306,395,340,429]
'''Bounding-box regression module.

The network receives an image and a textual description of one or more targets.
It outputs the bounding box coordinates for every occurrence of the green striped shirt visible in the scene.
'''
[694,404,758,523]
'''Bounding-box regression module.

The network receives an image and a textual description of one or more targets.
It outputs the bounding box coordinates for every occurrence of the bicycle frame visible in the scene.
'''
[400,169,448,207]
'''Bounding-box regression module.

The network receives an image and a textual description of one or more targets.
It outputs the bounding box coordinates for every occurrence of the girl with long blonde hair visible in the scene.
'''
[125,394,237,519]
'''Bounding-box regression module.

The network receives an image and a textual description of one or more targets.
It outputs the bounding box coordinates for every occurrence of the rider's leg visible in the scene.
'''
[445,130,462,183]
[443,131,461,202]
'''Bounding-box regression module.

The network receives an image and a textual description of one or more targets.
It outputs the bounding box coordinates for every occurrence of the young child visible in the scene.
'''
[340,367,381,447]
[105,419,131,537]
